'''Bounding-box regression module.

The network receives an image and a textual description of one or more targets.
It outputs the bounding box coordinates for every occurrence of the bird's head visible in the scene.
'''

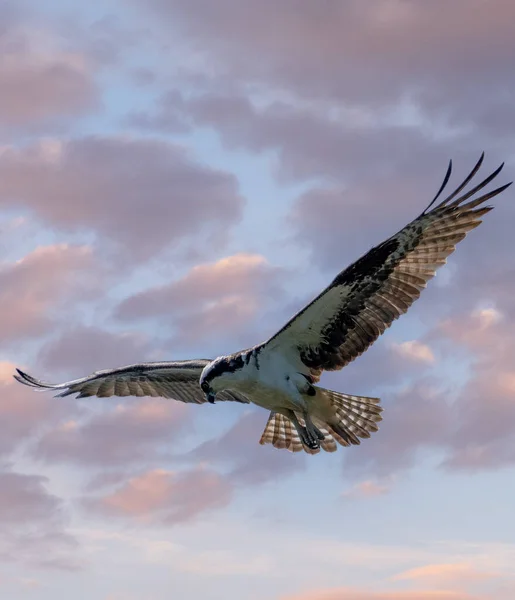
[199,354,245,403]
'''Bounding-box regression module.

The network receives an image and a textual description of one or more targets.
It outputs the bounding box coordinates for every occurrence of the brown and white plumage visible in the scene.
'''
[14,154,512,455]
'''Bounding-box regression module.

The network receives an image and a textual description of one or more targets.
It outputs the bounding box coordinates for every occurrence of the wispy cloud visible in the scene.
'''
[86,467,232,524]
[0,244,95,342]
[0,137,244,262]
[33,398,189,466]
[0,13,98,132]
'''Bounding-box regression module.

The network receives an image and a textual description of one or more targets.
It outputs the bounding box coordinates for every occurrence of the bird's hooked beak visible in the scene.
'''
[206,391,216,404]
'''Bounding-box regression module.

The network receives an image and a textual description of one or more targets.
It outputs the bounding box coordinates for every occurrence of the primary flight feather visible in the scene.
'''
[14,154,512,454]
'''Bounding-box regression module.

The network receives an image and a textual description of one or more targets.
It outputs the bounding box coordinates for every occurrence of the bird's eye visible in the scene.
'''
[201,381,210,393]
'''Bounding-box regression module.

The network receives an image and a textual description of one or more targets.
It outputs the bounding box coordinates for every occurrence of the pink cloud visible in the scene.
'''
[0,136,244,262]
[0,244,95,342]
[437,308,504,351]
[435,308,515,470]
[33,398,190,466]
[393,341,435,365]
[341,479,391,499]
[393,563,498,586]
[116,253,285,347]
[281,589,480,600]
[117,253,281,318]
[87,467,232,524]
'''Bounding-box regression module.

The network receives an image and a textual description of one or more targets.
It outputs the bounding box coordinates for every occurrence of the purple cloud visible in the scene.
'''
[33,398,190,466]
[0,6,99,133]
[0,136,244,262]
[0,468,80,570]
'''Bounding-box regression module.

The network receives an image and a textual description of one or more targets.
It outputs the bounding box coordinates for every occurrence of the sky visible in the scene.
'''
[1,0,515,598]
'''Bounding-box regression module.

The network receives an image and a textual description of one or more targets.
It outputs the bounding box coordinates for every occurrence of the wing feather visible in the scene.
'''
[14,360,250,404]
[264,154,512,378]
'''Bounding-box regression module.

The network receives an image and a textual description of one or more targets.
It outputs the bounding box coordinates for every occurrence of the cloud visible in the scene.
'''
[437,308,504,350]
[37,325,158,379]
[0,468,80,570]
[33,398,189,466]
[0,470,62,523]
[339,304,515,476]
[144,0,515,128]
[0,361,66,457]
[319,337,435,404]
[0,244,95,342]
[0,136,244,262]
[86,467,232,524]
[393,341,435,365]
[75,527,272,577]
[342,382,452,479]
[117,253,277,317]
[190,410,305,485]
[330,301,515,478]
[341,479,391,499]
[174,549,271,576]
[0,18,98,131]
[290,155,511,278]
[435,308,515,471]
[393,562,498,586]
[132,2,514,293]
[116,253,285,347]
[0,2,100,132]
[280,589,480,600]
[136,89,451,186]
[126,89,191,134]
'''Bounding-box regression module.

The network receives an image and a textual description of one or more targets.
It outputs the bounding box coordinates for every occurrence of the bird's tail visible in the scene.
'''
[259,410,337,455]
[259,389,382,454]
[317,388,382,448]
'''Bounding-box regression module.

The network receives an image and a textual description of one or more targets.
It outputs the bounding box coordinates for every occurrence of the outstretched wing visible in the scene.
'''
[14,360,250,404]
[264,154,512,380]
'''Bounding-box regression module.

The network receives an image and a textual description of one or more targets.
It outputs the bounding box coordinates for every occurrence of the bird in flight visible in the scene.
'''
[14,154,511,454]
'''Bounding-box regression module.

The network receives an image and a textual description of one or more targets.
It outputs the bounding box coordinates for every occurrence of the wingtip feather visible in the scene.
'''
[423,158,453,213]
[14,368,39,387]
[14,367,62,391]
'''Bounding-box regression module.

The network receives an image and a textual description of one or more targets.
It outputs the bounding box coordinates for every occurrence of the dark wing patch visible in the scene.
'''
[264,154,512,378]
[14,360,250,404]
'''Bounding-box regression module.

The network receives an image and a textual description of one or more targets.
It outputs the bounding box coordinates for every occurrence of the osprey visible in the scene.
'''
[14,154,512,454]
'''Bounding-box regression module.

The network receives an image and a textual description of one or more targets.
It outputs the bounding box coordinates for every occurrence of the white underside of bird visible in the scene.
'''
[14,154,512,454]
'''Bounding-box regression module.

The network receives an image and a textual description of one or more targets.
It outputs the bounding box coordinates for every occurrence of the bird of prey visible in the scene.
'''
[14,154,512,454]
